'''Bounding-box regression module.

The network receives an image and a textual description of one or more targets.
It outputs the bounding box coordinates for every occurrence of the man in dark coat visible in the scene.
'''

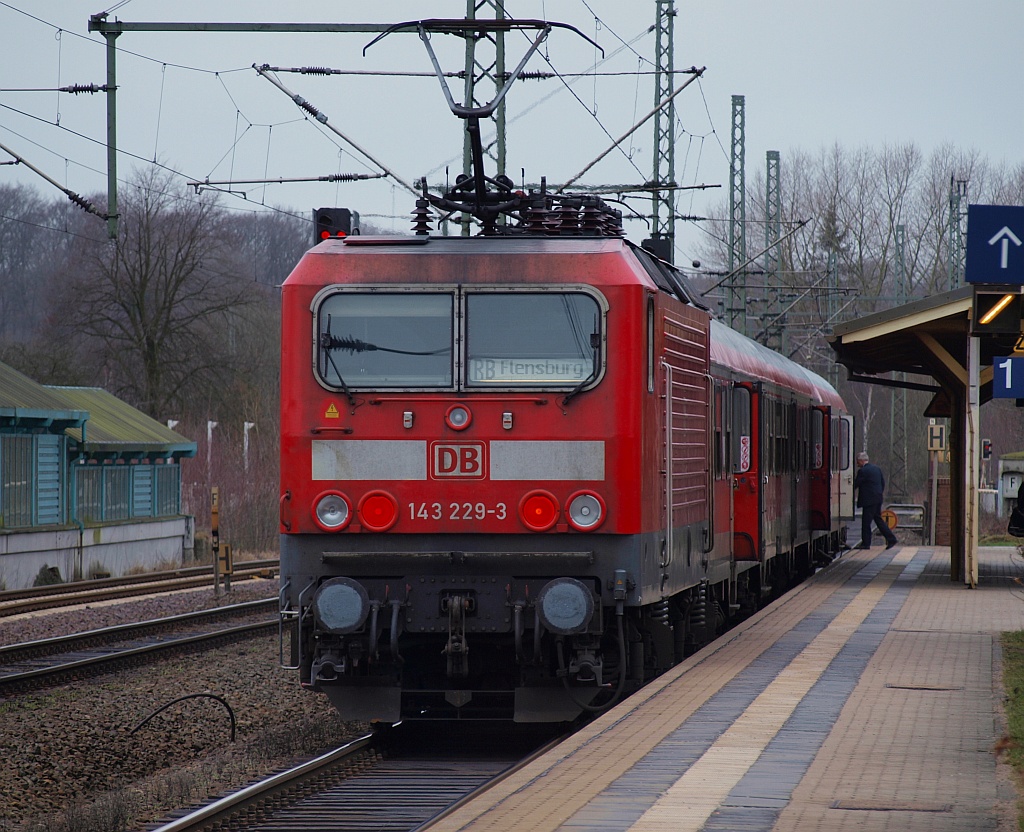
[854,452,898,549]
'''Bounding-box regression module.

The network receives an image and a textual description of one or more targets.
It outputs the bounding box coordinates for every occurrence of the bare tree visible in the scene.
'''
[65,169,254,417]
[0,184,63,341]
[222,209,311,287]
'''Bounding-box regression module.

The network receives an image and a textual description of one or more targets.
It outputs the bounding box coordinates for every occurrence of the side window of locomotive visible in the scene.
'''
[713,383,725,478]
[732,386,751,473]
[315,292,453,389]
[647,296,655,393]
[465,292,601,388]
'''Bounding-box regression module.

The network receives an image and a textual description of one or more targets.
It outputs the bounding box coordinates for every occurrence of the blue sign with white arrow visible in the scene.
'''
[966,204,1024,284]
[994,356,1024,398]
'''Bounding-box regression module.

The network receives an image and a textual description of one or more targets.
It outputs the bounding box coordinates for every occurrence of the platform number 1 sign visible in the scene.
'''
[994,356,1024,398]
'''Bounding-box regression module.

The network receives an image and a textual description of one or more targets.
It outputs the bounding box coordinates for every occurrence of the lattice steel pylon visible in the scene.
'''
[826,246,840,388]
[890,224,908,499]
[762,150,782,349]
[947,176,968,289]
[649,0,676,262]
[461,0,508,234]
[727,94,747,334]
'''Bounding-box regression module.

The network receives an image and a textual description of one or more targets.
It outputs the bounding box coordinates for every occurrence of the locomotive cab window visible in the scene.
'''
[312,287,605,392]
[465,291,603,389]
[315,292,453,389]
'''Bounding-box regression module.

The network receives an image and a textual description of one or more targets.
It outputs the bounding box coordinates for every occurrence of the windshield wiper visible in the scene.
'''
[320,315,356,406]
[320,333,449,356]
[561,332,601,406]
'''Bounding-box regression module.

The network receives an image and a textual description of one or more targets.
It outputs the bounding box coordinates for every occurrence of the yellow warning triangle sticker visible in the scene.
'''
[325,403,340,419]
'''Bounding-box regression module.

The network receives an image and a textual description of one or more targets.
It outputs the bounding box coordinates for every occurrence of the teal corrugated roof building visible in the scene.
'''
[45,386,195,459]
[0,363,88,429]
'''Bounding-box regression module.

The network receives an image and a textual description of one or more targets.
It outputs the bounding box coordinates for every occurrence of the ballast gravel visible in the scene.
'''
[0,576,367,832]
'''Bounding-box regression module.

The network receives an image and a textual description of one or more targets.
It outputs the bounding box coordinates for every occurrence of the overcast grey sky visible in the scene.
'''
[1,1,1021,264]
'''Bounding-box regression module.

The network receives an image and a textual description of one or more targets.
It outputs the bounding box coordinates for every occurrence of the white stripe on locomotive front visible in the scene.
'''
[311,439,606,481]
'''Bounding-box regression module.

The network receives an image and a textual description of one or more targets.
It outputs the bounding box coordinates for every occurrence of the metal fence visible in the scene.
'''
[76,462,181,525]
[1,434,65,528]
[0,434,181,529]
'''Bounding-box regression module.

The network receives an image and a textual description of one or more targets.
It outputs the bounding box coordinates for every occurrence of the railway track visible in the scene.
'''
[0,559,278,617]
[0,599,277,697]
[146,724,564,832]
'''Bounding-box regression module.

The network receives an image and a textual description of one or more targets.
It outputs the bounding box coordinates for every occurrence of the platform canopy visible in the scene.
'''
[829,283,1022,587]
[828,285,1008,416]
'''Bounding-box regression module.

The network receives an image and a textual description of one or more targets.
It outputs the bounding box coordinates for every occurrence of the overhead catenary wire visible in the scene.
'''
[0,138,107,219]
[253,64,421,200]
[1,5,722,241]
[187,172,386,195]
[558,68,705,192]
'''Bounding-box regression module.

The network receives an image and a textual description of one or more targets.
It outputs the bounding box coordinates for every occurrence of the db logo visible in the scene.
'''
[431,442,486,479]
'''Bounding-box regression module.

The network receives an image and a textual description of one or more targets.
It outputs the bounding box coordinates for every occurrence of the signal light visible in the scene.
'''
[971,289,1022,336]
[313,207,359,244]
[982,438,992,460]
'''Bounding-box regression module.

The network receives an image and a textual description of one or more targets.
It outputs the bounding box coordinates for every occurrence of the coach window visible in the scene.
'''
[839,416,851,470]
[811,409,824,469]
[731,386,751,473]
[465,292,602,388]
[315,291,453,389]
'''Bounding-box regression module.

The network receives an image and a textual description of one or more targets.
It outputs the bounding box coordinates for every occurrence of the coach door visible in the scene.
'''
[731,382,760,560]
[809,406,830,530]
[838,414,855,520]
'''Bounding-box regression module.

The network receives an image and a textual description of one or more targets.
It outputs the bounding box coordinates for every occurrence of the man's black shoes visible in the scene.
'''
[886,539,897,549]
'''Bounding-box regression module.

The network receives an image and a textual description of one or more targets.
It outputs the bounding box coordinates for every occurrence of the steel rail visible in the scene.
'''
[0,598,276,663]
[148,734,378,832]
[0,620,276,695]
[0,563,278,617]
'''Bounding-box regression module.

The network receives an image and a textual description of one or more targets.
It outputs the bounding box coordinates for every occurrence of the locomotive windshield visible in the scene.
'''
[314,288,603,392]
[316,292,453,388]
[465,292,600,387]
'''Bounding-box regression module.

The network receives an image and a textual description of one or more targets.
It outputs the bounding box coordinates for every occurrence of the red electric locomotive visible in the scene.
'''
[278,205,852,723]
[278,17,853,722]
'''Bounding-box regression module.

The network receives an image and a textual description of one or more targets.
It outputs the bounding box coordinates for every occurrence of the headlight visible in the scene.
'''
[313,491,351,531]
[566,491,605,531]
[312,577,369,634]
[445,404,472,430]
[537,577,595,635]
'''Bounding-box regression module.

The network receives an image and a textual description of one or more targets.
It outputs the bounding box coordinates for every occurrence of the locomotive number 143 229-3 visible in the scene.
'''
[408,501,508,521]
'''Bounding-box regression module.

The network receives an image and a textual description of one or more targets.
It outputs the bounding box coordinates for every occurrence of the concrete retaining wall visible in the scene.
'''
[0,516,195,591]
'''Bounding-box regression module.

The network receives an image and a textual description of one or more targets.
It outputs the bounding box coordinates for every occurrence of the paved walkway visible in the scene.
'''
[425,546,1024,832]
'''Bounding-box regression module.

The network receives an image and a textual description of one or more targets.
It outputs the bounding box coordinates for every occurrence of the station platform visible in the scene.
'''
[426,545,1024,831]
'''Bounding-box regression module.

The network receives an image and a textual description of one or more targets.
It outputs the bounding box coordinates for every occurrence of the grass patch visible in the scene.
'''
[1001,630,1024,830]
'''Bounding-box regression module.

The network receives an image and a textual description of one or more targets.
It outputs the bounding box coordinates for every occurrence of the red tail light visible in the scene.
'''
[358,490,399,532]
[519,490,559,532]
